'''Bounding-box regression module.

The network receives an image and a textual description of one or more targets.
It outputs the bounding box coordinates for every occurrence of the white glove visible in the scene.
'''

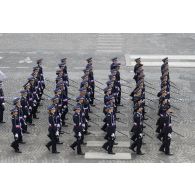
[57,124,60,128]
[82,124,85,128]
[15,133,18,138]
[111,133,115,138]
[168,133,172,138]
[78,132,82,137]
[56,131,59,136]
[24,115,27,119]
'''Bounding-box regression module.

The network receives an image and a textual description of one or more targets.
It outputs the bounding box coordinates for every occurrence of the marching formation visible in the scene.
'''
[10,59,45,153]
[156,57,173,155]
[45,58,69,153]
[101,57,122,154]
[0,56,182,158]
[129,58,146,155]
[70,57,95,155]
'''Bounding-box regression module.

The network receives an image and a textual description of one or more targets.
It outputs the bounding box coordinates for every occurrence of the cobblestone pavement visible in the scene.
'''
[0,33,195,162]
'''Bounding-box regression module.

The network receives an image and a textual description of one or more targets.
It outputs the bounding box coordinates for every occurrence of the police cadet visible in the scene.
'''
[13,97,29,134]
[20,89,31,129]
[10,108,22,153]
[46,105,60,154]
[102,105,116,155]
[129,105,144,155]
[70,105,85,155]
[110,57,118,71]
[23,82,34,126]
[0,80,5,123]
[86,57,96,107]
[159,107,173,155]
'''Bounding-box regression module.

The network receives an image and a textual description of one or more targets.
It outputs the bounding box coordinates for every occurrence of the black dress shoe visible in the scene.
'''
[118,104,123,106]
[0,121,6,123]
[88,125,91,128]
[28,123,35,126]
[57,142,63,145]
[46,145,50,151]
[137,152,145,155]
[65,118,68,120]
[19,142,26,144]
[82,142,87,145]
[23,131,30,134]
[15,150,22,153]
[143,118,148,120]
[52,151,60,154]
[62,124,68,127]
[85,131,91,135]
[91,104,96,107]
[70,145,75,151]
[34,117,39,119]
[108,151,115,155]
[165,153,173,156]
[113,142,118,145]
[159,148,164,152]
[129,147,136,152]
[77,152,85,155]
[116,111,120,113]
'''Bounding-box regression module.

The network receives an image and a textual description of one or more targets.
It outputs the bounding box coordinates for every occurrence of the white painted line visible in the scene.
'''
[129,55,195,60]
[0,56,3,59]
[98,37,123,39]
[0,67,10,69]
[16,67,28,69]
[9,51,21,54]
[96,50,122,53]
[85,152,131,160]
[25,51,37,54]
[97,43,123,46]
[87,141,130,147]
[126,61,195,67]
[97,47,122,49]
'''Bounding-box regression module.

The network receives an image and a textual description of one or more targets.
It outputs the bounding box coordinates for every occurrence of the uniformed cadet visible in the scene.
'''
[159,107,173,155]
[13,97,29,134]
[129,106,144,155]
[110,57,118,71]
[0,80,5,123]
[46,105,60,154]
[102,105,116,154]
[23,82,34,126]
[70,105,85,155]
[10,108,22,153]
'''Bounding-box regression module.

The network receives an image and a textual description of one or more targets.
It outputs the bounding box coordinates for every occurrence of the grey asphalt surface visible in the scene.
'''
[0,33,195,163]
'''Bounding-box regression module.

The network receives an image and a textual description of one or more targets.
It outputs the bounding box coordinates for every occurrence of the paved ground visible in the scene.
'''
[0,33,195,163]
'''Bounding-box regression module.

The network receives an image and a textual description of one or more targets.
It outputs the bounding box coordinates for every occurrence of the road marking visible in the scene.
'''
[125,54,195,67]
[96,50,122,53]
[0,56,3,59]
[0,67,10,69]
[19,57,32,64]
[85,152,131,160]
[96,34,123,53]
[16,67,28,69]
